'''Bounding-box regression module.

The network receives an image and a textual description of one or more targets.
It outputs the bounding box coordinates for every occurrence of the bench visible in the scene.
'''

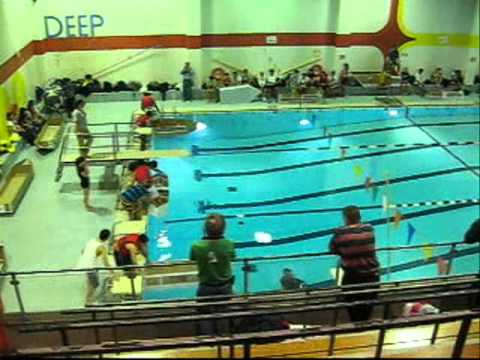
[0,159,34,215]
[34,115,66,151]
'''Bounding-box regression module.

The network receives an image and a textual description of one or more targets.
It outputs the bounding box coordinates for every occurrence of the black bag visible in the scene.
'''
[233,314,289,334]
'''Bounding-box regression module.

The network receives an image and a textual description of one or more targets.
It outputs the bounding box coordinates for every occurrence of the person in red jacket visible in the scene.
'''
[141,92,160,112]
[135,111,154,127]
[113,233,149,266]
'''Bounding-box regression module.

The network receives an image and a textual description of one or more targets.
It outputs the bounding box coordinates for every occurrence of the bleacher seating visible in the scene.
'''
[7,274,479,358]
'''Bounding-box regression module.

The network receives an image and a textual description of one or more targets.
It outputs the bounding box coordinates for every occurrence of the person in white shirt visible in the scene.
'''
[257,72,267,88]
[72,99,92,155]
[77,229,115,305]
[266,69,278,102]
[415,68,425,86]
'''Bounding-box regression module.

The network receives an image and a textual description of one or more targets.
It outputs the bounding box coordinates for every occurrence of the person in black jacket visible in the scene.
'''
[464,218,480,243]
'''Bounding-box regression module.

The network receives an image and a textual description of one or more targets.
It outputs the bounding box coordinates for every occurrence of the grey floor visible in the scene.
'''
[0,96,478,314]
[0,102,139,313]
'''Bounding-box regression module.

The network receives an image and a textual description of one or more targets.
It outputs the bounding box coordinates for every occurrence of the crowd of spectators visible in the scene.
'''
[202,63,355,102]
[6,100,46,146]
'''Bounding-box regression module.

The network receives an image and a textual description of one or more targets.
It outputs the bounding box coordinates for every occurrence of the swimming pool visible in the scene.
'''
[146,106,480,299]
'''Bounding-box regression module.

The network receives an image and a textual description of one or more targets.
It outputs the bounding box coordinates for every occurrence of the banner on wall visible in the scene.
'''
[44,15,105,39]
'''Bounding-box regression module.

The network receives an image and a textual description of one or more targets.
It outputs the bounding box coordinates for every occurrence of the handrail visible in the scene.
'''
[0,240,475,277]
[6,275,471,328]
[55,275,477,315]
[15,310,480,357]
[80,273,478,310]
[17,288,480,332]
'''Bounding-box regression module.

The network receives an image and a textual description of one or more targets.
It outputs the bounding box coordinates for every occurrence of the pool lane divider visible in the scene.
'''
[190,120,479,155]
[198,166,480,212]
[336,141,479,150]
[385,199,479,210]
[167,199,479,225]
[194,141,479,181]
[233,201,478,249]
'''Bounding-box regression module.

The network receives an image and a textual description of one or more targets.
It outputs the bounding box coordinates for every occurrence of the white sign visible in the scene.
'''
[266,35,278,45]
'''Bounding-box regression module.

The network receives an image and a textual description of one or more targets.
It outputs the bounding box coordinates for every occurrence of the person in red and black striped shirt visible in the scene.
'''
[330,205,380,322]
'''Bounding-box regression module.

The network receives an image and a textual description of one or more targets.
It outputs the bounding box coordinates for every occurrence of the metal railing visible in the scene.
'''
[0,240,478,316]
[12,277,480,358]
[55,121,139,181]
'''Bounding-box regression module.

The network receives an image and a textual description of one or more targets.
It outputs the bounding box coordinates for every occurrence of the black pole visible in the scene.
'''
[452,317,471,358]
[375,328,386,358]
[243,342,251,360]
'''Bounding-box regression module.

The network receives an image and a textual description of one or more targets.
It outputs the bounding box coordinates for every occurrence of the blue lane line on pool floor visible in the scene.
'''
[166,200,479,225]
[166,204,384,224]
[194,120,479,153]
[235,202,478,249]
[309,245,480,288]
[196,145,438,179]
[406,113,480,178]
[201,166,479,211]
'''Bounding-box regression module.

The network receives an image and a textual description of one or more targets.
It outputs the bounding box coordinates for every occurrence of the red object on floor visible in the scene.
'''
[0,299,11,352]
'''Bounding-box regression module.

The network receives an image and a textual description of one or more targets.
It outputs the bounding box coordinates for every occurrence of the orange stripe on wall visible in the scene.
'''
[0,1,411,85]
[0,41,37,84]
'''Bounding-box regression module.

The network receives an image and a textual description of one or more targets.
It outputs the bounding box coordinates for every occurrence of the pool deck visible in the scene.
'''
[154,95,479,114]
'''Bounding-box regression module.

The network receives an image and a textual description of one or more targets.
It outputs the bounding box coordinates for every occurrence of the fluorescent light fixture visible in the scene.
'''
[388,109,399,117]
[254,231,273,244]
[195,122,208,131]
[299,119,311,126]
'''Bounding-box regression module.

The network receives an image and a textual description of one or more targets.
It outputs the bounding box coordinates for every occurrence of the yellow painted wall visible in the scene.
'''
[0,86,9,142]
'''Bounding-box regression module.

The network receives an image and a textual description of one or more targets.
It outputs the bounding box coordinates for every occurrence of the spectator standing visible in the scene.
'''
[190,214,236,298]
[75,156,93,211]
[266,69,279,102]
[180,62,195,101]
[330,206,380,322]
[77,229,115,305]
[72,99,92,155]
[190,214,235,334]
[339,63,351,95]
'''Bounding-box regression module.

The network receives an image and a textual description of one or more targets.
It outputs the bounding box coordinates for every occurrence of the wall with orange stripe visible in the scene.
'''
[0,0,478,106]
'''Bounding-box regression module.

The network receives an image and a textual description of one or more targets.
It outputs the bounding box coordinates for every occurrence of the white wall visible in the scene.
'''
[401,0,479,82]
[404,0,478,35]
[0,0,36,64]
[31,0,191,38]
[1,0,479,92]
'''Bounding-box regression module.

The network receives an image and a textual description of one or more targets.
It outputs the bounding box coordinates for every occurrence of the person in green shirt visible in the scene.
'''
[190,213,236,298]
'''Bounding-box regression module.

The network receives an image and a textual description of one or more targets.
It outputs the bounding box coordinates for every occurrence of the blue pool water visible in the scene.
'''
[145,106,480,300]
